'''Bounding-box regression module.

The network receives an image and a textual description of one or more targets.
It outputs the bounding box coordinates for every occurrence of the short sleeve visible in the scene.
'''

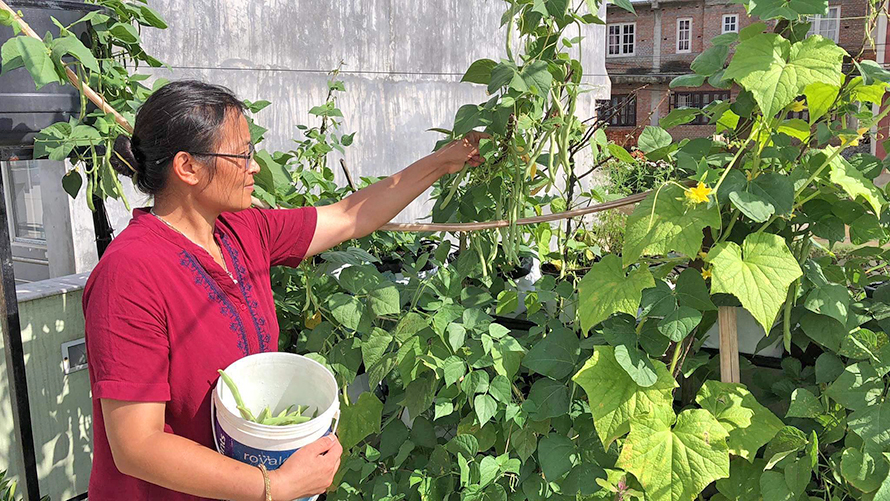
[224,207,318,267]
[84,257,171,402]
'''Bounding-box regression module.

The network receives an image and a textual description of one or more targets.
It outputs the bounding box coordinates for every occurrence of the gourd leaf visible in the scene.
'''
[696,381,784,461]
[617,406,729,501]
[624,183,721,267]
[577,255,654,333]
[723,34,845,117]
[573,346,676,446]
[707,233,802,333]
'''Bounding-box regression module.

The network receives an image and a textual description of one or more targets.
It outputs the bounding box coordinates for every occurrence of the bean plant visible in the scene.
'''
[0,0,168,211]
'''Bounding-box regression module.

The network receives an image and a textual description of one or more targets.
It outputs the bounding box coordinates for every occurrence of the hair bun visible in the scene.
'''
[110,134,141,178]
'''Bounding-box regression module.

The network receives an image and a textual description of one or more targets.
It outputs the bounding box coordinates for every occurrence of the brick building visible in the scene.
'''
[601,0,882,154]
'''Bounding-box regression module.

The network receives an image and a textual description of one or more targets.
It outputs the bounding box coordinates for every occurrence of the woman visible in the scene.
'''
[85,80,483,500]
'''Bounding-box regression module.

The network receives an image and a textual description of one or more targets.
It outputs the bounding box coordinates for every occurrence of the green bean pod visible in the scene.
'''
[217,370,256,421]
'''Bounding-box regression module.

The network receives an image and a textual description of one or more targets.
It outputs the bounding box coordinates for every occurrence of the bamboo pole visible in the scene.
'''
[378,189,650,232]
[718,306,741,383]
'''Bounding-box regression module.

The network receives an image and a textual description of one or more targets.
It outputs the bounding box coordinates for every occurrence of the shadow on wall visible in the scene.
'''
[2,286,94,499]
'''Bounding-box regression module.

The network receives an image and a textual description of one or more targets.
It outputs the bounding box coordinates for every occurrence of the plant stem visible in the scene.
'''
[669,340,683,376]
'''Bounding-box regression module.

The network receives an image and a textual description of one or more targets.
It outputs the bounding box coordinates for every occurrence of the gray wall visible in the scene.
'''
[121,0,610,223]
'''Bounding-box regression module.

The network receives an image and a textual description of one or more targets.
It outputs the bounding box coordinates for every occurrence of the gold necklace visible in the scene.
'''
[150,208,237,284]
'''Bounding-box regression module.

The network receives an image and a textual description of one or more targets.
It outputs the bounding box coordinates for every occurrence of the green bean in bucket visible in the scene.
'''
[217,369,316,426]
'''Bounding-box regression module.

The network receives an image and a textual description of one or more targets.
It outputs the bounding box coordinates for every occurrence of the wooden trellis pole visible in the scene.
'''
[718,306,740,383]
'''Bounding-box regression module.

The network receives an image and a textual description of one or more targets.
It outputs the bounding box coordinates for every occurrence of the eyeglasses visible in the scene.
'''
[153,143,256,170]
[190,142,256,171]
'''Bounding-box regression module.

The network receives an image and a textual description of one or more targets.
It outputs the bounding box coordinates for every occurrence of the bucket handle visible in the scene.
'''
[211,396,223,455]
[331,409,341,435]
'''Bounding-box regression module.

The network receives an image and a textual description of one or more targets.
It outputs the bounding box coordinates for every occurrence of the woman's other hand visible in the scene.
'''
[434,131,488,174]
[270,434,343,499]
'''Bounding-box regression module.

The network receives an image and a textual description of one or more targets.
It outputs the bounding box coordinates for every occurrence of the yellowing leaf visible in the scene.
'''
[573,346,676,446]
[617,407,729,501]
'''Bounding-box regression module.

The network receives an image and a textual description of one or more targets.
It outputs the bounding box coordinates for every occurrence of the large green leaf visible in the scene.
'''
[675,268,717,311]
[638,126,672,153]
[462,59,498,85]
[51,34,98,72]
[841,447,889,493]
[747,0,829,20]
[521,327,580,379]
[624,184,721,267]
[614,343,659,388]
[520,60,553,96]
[786,388,823,418]
[527,378,569,420]
[577,254,654,333]
[328,293,365,331]
[538,434,576,481]
[696,381,784,461]
[825,362,882,411]
[617,407,729,501]
[803,283,850,326]
[827,146,886,215]
[691,45,729,76]
[573,346,676,446]
[804,82,839,125]
[723,34,845,117]
[727,173,794,223]
[707,233,802,333]
[659,108,700,129]
[657,306,702,342]
[849,402,890,450]
[339,392,383,451]
[369,283,401,316]
[716,458,766,500]
[361,327,393,370]
[12,37,61,89]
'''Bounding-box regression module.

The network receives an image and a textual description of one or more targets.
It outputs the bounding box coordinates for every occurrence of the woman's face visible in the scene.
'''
[196,110,259,212]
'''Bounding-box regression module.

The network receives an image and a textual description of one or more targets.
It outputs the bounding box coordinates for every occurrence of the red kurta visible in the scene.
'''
[83,206,317,500]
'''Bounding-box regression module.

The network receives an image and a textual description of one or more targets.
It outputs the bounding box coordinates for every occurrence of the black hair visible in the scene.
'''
[110,80,247,195]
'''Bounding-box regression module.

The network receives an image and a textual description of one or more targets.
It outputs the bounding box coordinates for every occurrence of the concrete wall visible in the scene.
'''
[108,0,610,224]
[1,274,92,499]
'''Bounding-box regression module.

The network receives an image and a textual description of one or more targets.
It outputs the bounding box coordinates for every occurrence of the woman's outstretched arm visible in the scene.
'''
[306,132,485,257]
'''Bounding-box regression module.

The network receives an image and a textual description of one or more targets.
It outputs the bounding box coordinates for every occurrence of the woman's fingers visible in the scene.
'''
[302,434,338,456]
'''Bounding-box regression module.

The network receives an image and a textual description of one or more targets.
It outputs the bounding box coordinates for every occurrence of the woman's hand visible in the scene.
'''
[270,435,343,499]
[433,131,488,174]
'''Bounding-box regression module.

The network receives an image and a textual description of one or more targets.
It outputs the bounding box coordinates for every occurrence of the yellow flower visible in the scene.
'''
[698,251,708,261]
[685,182,713,204]
[304,310,322,329]
[701,268,712,280]
[840,134,859,147]
[789,100,806,112]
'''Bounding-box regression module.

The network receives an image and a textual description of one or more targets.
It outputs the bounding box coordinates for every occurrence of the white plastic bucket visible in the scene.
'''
[212,352,340,501]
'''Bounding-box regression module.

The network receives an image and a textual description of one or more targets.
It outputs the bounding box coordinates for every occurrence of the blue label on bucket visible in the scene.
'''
[214,414,327,501]
[214,414,300,468]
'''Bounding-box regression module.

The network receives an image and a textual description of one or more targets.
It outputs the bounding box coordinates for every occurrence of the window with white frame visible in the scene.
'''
[608,23,635,56]
[808,6,840,42]
[677,18,692,53]
[722,14,738,33]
